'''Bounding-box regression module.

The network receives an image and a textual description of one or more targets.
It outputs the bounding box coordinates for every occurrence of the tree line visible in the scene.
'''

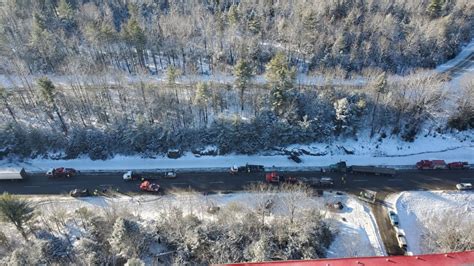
[1,56,472,159]
[0,0,472,76]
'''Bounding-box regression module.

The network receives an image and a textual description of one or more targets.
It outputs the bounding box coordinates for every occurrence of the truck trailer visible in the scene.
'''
[348,165,396,176]
[0,168,26,180]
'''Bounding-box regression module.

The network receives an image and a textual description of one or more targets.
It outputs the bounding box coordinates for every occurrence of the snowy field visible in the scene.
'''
[1,133,472,172]
[20,191,385,259]
[386,191,474,254]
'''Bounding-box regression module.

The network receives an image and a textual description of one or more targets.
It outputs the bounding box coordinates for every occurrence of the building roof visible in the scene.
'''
[223,251,474,266]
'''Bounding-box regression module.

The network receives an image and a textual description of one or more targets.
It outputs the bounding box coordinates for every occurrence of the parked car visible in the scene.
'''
[46,167,78,178]
[320,177,334,186]
[164,170,177,179]
[456,183,473,191]
[396,232,408,251]
[388,211,399,226]
[70,189,90,197]
[139,181,160,192]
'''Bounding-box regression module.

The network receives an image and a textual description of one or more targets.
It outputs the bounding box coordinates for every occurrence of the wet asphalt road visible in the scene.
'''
[1,169,473,195]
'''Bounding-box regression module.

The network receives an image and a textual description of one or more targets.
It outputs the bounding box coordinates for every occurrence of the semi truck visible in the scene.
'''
[230,164,265,174]
[329,161,396,176]
[0,168,26,180]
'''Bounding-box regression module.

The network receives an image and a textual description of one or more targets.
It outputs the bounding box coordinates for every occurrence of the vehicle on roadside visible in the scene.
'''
[358,189,377,203]
[416,160,447,170]
[447,161,469,169]
[0,168,27,180]
[265,172,298,184]
[46,167,78,178]
[328,162,396,176]
[230,164,265,174]
[300,177,334,187]
[123,170,142,181]
[388,211,399,226]
[396,233,408,251]
[164,170,177,179]
[456,183,472,191]
[320,177,334,186]
[329,161,347,172]
[70,188,90,197]
[327,201,344,211]
[139,180,160,192]
[288,153,302,163]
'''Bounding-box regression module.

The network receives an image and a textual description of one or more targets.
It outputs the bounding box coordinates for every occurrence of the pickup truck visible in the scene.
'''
[300,177,334,187]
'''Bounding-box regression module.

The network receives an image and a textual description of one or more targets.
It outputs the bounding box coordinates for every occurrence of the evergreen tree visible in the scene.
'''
[233,59,253,112]
[266,52,296,119]
[166,66,180,86]
[122,5,146,66]
[427,0,443,18]
[228,4,240,26]
[38,77,68,135]
[0,193,35,240]
[57,0,73,20]
[194,82,211,123]
[370,72,387,137]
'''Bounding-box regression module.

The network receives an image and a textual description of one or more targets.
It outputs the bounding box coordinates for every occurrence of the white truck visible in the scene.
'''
[0,168,26,180]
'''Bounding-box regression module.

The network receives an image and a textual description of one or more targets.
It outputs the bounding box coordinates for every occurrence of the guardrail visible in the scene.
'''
[22,164,473,175]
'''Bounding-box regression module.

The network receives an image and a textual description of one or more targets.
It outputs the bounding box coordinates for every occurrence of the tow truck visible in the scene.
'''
[447,161,469,169]
[139,180,160,192]
[416,160,447,170]
[265,172,298,184]
[46,167,78,178]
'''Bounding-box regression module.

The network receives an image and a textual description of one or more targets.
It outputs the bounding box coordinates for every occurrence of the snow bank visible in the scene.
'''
[1,134,472,172]
[386,191,474,254]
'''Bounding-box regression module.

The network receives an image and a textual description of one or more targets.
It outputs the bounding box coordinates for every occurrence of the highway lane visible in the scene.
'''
[0,169,473,195]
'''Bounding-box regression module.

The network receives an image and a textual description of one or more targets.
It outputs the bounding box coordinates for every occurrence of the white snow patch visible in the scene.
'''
[325,195,386,257]
[1,133,472,172]
[386,190,474,254]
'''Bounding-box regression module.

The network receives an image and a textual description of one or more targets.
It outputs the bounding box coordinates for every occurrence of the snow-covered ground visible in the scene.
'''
[22,191,385,258]
[386,191,474,254]
[436,38,474,73]
[1,133,472,172]
[325,195,386,258]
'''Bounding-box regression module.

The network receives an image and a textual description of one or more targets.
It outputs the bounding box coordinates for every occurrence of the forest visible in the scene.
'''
[0,0,473,159]
[0,186,336,264]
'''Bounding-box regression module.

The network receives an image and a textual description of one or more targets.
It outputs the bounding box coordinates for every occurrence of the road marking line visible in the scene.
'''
[460,178,474,180]
[23,185,40,188]
[353,179,368,182]
[209,181,224,184]
[99,184,113,187]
